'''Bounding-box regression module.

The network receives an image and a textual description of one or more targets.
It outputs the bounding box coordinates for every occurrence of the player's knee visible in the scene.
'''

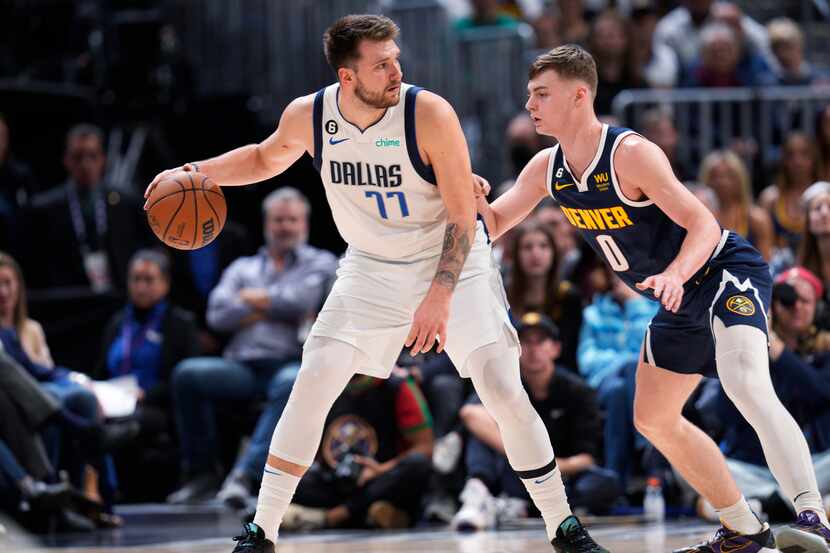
[633,397,676,439]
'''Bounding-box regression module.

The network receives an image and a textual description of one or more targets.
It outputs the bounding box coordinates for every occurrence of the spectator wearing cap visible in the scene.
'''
[798,181,830,316]
[695,266,830,520]
[451,312,620,531]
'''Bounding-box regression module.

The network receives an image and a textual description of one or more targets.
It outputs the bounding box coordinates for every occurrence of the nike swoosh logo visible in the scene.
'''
[263,467,282,477]
[535,473,555,484]
[329,137,349,145]
[554,182,574,191]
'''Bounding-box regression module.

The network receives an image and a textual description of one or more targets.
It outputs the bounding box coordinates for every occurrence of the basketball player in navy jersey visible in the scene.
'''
[146,16,607,553]
[476,44,830,552]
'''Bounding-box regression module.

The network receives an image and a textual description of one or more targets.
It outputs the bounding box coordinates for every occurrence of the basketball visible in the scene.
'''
[146,171,226,250]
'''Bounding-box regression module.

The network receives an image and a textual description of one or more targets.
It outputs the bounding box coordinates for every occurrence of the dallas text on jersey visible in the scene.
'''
[329,161,402,188]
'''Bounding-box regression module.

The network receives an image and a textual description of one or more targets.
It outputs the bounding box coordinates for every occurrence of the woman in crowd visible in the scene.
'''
[797,181,830,320]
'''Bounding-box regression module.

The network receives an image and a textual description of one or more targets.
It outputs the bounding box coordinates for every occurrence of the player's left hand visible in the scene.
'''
[405,292,450,356]
[636,270,684,313]
[473,173,491,198]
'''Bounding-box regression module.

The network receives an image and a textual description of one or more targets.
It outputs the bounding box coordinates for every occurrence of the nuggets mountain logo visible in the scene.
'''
[726,295,755,316]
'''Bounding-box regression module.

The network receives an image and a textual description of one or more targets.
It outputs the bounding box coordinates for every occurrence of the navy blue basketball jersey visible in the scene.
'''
[546,124,688,296]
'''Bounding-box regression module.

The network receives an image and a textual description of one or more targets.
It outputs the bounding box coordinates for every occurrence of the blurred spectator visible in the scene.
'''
[168,220,252,354]
[23,124,151,292]
[454,0,519,30]
[281,374,433,530]
[589,10,643,116]
[534,199,581,282]
[506,221,584,369]
[699,150,774,260]
[760,133,821,268]
[817,105,830,182]
[577,269,658,488]
[167,188,337,505]
[0,115,39,257]
[92,250,200,502]
[452,313,619,530]
[767,18,826,85]
[640,108,694,181]
[655,0,771,70]
[688,181,722,218]
[709,2,776,74]
[532,0,591,49]
[681,22,767,88]
[696,267,830,520]
[797,181,830,313]
[628,0,680,89]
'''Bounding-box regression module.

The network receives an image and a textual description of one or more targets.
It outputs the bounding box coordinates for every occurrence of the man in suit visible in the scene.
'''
[23,124,151,292]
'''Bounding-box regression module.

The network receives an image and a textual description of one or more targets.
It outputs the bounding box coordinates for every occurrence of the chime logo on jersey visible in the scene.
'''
[329,160,402,187]
[726,295,755,316]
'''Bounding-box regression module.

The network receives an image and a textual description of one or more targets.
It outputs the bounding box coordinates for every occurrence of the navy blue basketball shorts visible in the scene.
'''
[644,231,772,375]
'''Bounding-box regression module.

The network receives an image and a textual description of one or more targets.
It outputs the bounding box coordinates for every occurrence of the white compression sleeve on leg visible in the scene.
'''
[713,318,826,522]
[467,330,571,540]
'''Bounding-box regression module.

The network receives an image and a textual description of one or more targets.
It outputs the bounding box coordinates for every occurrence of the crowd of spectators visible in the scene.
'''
[2,0,830,539]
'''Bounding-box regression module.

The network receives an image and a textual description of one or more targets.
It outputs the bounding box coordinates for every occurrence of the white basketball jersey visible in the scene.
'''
[313,82,447,260]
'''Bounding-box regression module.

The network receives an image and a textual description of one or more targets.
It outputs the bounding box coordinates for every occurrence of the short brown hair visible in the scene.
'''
[323,14,400,71]
[529,45,598,96]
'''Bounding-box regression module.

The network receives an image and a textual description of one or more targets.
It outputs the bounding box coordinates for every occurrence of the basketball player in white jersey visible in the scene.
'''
[475,44,830,552]
[145,15,607,553]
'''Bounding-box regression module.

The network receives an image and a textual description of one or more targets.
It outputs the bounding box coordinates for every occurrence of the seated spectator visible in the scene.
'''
[531,0,590,49]
[534,199,581,282]
[688,181,722,218]
[589,10,643,117]
[577,268,658,489]
[760,133,821,270]
[0,114,38,257]
[168,220,253,355]
[709,2,776,75]
[681,22,767,88]
[640,108,694,182]
[696,267,830,520]
[22,124,151,292]
[92,249,200,501]
[797,181,830,318]
[280,373,433,530]
[506,221,584,369]
[767,18,827,86]
[699,150,774,260]
[454,0,519,30]
[627,0,680,89]
[167,188,337,505]
[452,313,619,530]
[817,105,830,182]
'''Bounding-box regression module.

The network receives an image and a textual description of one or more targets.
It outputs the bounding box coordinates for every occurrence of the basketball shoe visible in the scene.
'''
[230,522,274,553]
[550,515,610,552]
[776,510,830,553]
[672,523,776,552]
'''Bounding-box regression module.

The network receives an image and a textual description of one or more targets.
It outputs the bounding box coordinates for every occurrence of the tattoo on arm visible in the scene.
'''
[434,223,473,290]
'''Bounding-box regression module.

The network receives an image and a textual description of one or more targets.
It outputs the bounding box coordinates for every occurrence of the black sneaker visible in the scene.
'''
[672,523,776,552]
[231,522,274,553]
[550,515,610,552]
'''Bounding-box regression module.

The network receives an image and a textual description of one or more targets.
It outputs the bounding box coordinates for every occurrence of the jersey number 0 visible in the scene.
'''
[596,234,630,271]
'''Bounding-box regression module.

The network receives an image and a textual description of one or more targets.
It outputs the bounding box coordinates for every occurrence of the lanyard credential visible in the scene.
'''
[66,183,108,255]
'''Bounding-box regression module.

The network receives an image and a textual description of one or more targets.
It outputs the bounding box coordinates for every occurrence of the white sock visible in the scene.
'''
[252,465,302,543]
[520,465,572,542]
[794,491,830,526]
[717,497,763,535]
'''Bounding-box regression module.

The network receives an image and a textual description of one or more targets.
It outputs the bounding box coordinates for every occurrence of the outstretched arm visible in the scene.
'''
[477,149,550,240]
[144,94,314,206]
[617,136,722,312]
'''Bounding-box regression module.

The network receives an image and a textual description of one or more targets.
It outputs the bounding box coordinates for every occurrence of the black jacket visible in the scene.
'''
[94,304,200,407]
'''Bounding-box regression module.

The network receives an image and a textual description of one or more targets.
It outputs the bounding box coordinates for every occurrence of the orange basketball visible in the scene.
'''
[146,171,226,250]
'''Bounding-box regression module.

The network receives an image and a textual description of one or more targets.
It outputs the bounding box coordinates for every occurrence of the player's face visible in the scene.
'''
[808,193,830,236]
[519,328,559,374]
[128,260,169,310]
[64,135,106,188]
[518,230,554,277]
[0,266,19,317]
[352,40,402,109]
[264,200,308,254]
[525,71,583,137]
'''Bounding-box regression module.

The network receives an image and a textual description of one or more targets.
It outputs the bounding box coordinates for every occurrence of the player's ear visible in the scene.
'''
[574,85,589,105]
[338,66,354,85]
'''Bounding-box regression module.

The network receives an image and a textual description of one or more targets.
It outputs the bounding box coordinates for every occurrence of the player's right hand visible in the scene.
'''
[143,163,197,210]
[406,292,450,356]
[473,173,491,198]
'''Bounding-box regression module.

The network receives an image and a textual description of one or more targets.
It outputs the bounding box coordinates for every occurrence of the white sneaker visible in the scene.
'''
[281,503,327,531]
[495,496,528,522]
[433,431,463,474]
[451,478,496,532]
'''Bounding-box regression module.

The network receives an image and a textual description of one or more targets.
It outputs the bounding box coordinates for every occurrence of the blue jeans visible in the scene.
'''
[171,357,299,477]
[0,439,26,484]
[465,435,621,513]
